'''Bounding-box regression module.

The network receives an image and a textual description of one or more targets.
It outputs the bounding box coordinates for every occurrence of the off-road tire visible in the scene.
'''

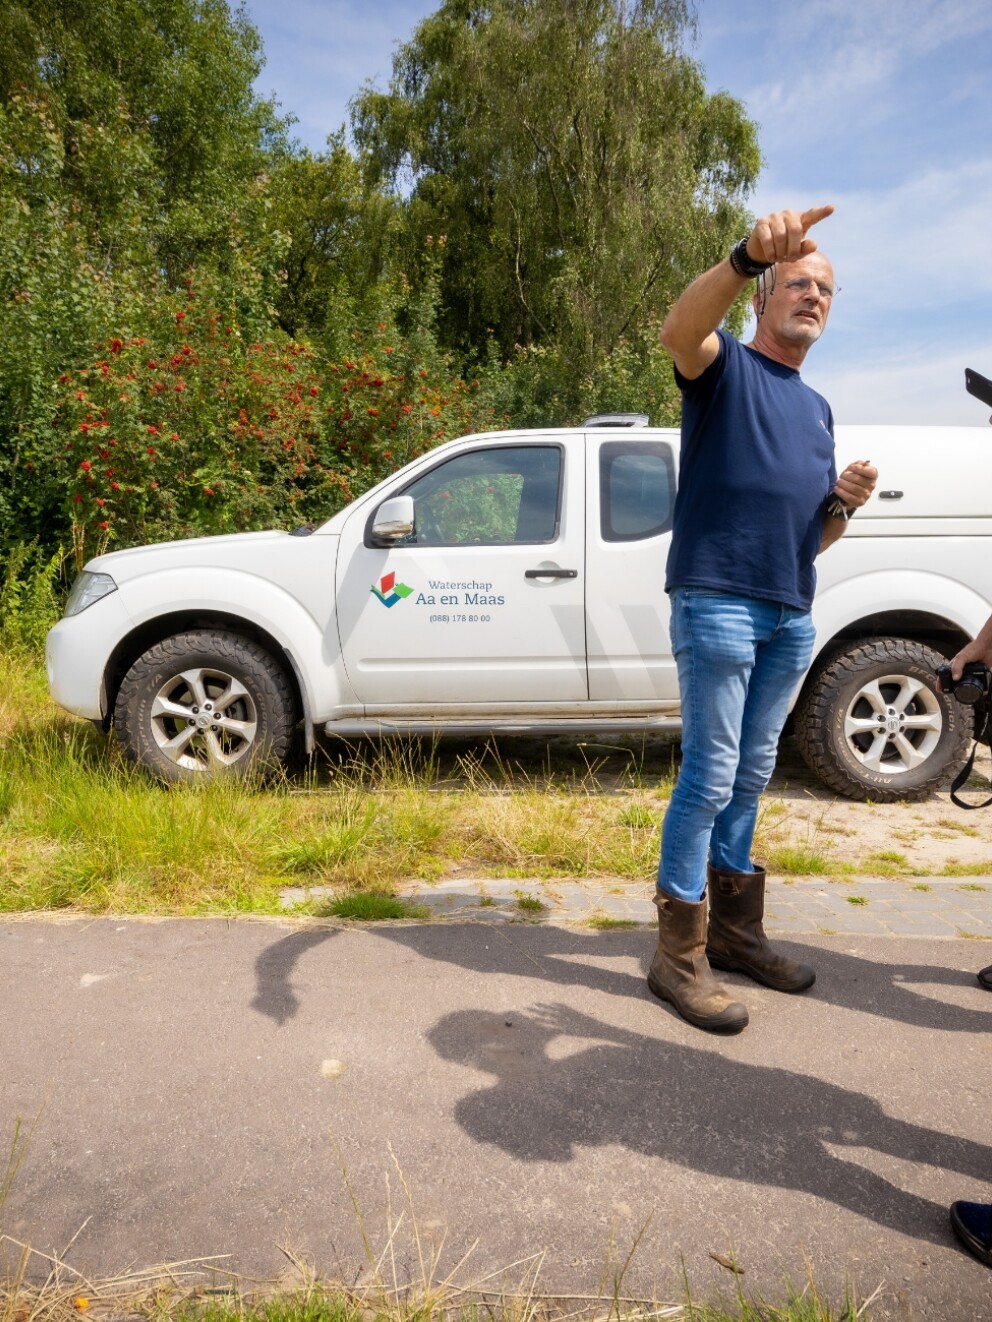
[114,630,294,783]
[793,636,971,802]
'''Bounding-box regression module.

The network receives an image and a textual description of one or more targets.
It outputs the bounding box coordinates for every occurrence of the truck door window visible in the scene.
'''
[599,443,675,542]
[398,445,562,546]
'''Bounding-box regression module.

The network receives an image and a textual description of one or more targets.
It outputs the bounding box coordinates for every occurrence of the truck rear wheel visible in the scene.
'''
[792,637,971,802]
[114,630,294,783]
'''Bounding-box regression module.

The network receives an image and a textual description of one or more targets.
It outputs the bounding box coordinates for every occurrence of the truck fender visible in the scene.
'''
[810,570,991,660]
[115,566,356,718]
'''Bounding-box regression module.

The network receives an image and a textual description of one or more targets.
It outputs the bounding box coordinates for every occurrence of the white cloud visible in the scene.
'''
[700,0,992,154]
[809,338,992,426]
[750,158,992,310]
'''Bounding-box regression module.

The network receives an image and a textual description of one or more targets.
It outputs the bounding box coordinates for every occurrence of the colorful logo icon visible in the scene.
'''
[371,571,414,608]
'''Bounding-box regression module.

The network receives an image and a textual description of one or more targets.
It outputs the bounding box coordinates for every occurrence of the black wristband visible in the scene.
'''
[728,236,772,279]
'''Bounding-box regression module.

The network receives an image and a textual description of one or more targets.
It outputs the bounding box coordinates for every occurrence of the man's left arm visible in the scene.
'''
[818,460,878,553]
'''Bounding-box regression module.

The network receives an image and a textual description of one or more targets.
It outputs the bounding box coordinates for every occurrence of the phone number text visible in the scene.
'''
[429,614,492,624]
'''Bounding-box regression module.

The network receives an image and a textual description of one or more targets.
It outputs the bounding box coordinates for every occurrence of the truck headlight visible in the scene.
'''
[64,571,118,617]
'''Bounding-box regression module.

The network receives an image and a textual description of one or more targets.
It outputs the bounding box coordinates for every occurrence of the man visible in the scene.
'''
[650,205,877,1033]
[942,615,992,995]
[941,616,992,1268]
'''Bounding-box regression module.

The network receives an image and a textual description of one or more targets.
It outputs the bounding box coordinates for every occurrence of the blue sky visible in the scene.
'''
[244,0,992,426]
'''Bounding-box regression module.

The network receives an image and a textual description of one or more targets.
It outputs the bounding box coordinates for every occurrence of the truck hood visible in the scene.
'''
[84,528,337,587]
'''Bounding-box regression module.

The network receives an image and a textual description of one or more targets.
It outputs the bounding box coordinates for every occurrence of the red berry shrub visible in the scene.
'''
[54,301,495,562]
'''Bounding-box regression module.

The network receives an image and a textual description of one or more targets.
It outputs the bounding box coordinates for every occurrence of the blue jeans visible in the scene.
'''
[658,589,816,903]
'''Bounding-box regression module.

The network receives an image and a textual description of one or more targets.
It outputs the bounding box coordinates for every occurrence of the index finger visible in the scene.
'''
[800,204,834,233]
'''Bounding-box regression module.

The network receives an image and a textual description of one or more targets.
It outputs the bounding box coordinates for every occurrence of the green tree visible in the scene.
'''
[268,140,403,345]
[0,0,287,285]
[0,0,293,553]
[352,0,760,385]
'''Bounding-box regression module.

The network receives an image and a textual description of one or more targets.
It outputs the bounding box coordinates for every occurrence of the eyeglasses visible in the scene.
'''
[781,276,838,301]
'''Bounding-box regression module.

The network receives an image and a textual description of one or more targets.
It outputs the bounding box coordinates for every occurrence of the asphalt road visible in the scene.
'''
[2,914,991,1321]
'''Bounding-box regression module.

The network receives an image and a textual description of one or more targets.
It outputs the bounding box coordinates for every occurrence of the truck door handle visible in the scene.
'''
[525,567,578,579]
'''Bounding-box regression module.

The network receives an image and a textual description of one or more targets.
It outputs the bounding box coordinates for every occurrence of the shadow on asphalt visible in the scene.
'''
[251,923,992,1036]
[251,925,342,1024]
[249,922,991,1248]
[425,998,986,1246]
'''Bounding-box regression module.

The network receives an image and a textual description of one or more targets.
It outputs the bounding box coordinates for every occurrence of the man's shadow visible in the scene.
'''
[428,1001,991,1246]
[251,926,339,1024]
[377,921,992,1033]
[250,920,992,1034]
[248,926,990,1244]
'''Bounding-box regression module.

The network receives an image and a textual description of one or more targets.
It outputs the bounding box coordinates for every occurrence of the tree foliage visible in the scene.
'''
[0,0,293,552]
[42,264,495,565]
[268,141,402,345]
[352,0,760,378]
[0,0,767,568]
[0,0,286,283]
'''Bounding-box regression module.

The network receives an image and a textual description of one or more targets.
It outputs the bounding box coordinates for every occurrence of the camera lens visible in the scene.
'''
[954,676,985,704]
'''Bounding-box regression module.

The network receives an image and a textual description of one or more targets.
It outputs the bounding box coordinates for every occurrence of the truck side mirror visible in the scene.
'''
[371,495,415,543]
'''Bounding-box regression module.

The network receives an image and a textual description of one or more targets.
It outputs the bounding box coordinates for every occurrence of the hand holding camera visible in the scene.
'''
[936,661,992,705]
[937,656,992,811]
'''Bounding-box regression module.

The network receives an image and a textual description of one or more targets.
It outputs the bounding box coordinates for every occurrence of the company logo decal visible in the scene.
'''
[370,571,414,608]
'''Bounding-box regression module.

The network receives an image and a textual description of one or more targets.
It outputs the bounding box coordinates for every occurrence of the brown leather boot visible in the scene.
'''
[705,864,815,992]
[647,891,748,1033]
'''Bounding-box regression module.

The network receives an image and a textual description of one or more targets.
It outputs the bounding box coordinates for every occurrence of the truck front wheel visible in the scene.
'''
[792,637,971,802]
[114,630,295,783]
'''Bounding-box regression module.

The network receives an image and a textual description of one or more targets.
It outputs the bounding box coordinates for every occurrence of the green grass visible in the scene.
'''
[314,891,429,921]
[616,801,656,829]
[935,817,981,837]
[940,860,992,877]
[586,915,640,930]
[857,849,911,879]
[845,896,869,906]
[866,849,908,866]
[0,649,679,914]
[0,1270,874,1322]
[166,1282,871,1322]
[513,890,547,913]
[763,845,835,876]
[0,640,963,920]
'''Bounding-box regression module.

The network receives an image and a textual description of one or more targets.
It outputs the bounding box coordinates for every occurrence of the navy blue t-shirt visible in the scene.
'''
[664,329,836,612]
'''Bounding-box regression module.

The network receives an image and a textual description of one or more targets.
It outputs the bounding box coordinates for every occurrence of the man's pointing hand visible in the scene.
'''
[748,205,834,266]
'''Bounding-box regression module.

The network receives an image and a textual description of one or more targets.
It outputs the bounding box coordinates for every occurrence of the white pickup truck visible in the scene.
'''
[46,415,992,801]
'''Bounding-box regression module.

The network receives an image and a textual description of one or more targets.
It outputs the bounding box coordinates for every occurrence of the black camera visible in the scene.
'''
[936,661,991,705]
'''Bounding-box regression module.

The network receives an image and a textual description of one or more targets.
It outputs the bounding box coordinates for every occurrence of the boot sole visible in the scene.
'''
[706,949,815,994]
[646,971,748,1034]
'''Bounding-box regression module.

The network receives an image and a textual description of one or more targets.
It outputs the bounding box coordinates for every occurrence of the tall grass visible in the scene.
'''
[0,543,908,916]
[0,545,674,913]
[0,631,675,913]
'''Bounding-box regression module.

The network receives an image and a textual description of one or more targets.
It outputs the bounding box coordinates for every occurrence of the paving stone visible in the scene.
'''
[277,872,992,947]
